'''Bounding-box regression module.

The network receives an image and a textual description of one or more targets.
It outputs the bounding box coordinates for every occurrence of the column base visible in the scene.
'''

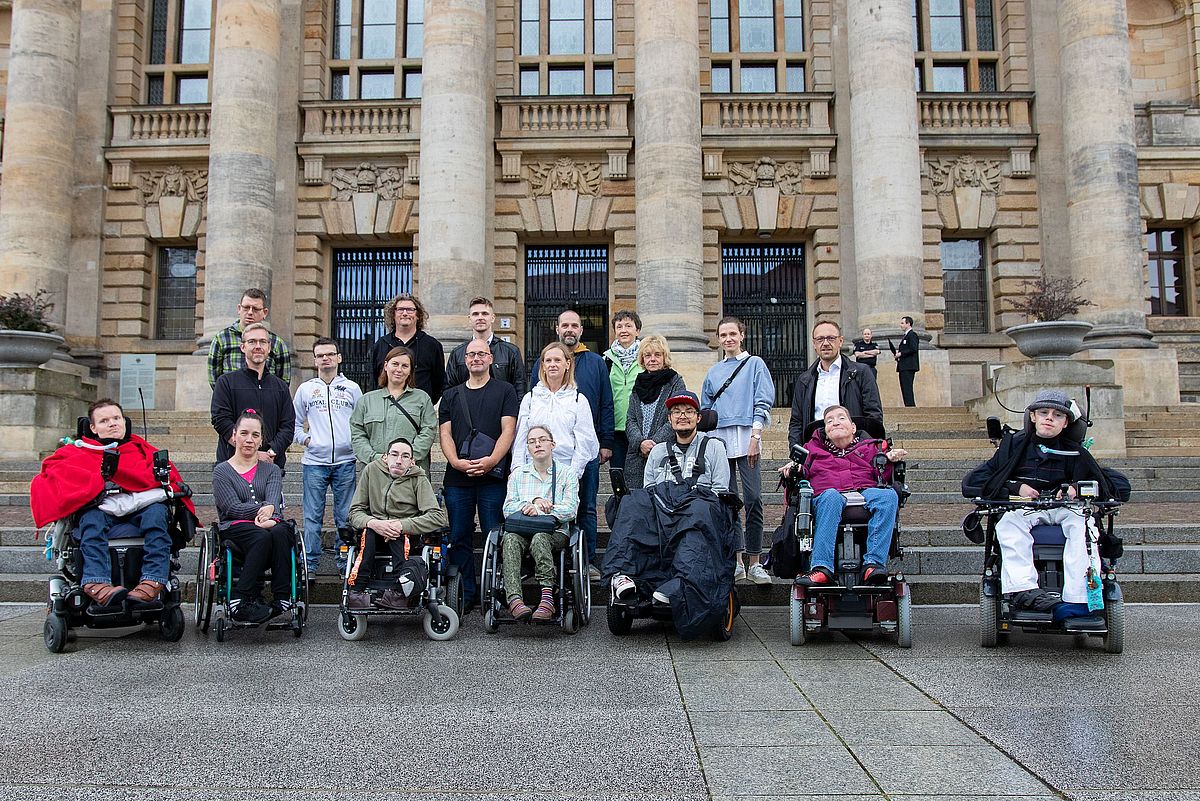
[875,348,953,407]
[0,362,96,459]
[174,353,214,411]
[1076,345,1180,407]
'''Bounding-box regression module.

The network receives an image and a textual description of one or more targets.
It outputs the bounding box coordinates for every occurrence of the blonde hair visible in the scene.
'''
[637,334,673,369]
[537,341,576,388]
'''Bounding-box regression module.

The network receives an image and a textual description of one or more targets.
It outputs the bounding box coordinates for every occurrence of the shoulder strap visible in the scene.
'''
[665,442,687,483]
[388,394,421,435]
[691,436,710,480]
[551,461,557,504]
[457,385,475,432]
[709,357,751,405]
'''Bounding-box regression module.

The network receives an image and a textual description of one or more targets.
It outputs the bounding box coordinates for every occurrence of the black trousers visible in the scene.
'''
[898,370,917,407]
[222,521,294,600]
[353,530,408,589]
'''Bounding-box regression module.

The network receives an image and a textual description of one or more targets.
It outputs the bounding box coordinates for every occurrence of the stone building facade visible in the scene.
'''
[0,0,1198,415]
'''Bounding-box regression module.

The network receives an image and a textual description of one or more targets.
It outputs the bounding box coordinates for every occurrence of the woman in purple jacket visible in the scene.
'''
[794,405,907,587]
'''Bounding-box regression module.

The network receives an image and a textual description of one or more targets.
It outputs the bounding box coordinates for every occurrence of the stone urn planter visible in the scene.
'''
[0,330,65,367]
[1004,320,1094,360]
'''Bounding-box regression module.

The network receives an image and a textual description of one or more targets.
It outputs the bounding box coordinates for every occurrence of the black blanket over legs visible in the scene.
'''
[603,482,740,639]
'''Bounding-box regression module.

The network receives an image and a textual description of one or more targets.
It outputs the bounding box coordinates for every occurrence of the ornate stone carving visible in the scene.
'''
[927,155,1002,195]
[329,162,405,201]
[526,157,602,197]
[135,165,208,205]
[727,157,803,196]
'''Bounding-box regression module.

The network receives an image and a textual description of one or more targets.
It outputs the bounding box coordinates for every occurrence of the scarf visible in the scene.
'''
[609,339,640,370]
[633,368,679,404]
[820,431,862,458]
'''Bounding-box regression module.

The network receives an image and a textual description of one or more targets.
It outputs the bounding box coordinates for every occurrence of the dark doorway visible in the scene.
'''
[331,247,413,389]
[721,244,807,407]
[524,245,609,371]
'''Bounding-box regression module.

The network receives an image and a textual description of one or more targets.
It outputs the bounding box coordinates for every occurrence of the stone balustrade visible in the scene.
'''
[701,93,833,134]
[110,105,211,146]
[301,99,420,141]
[498,95,630,137]
[918,92,1033,133]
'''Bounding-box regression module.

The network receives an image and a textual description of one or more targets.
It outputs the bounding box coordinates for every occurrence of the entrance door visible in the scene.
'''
[331,247,413,389]
[524,245,609,369]
[721,244,807,407]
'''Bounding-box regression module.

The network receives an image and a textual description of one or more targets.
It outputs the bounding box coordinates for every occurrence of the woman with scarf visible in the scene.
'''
[603,310,644,469]
[622,335,687,489]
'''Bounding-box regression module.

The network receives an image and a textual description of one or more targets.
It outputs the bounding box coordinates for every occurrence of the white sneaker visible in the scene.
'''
[651,590,670,605]
[733,563,747,583]
[611,574,637,601]
[748,563,773,585]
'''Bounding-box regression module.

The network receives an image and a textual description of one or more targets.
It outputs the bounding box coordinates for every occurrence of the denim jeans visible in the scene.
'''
[445,482,506,605]
[302,461,357,572]
[811,487,897,572]
[727,456,764,555]
[78,502,171,586]
[579,457,601,564]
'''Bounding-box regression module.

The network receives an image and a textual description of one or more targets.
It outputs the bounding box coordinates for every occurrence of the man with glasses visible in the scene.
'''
[207,288,292,386]
[369,293,445,402]
[438,339,519,611]
[444,296,528,398]
[211,323,296,471]
[293,337,362,578]
[787,320,883,450]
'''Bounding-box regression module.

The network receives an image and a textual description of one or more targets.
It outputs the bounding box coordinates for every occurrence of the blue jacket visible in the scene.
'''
[533,346,615,450]
[701,354,775,429]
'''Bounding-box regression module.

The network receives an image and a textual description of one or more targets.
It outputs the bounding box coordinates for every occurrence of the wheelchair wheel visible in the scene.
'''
[446,574,464,619]
[215,616,227,643]
[483,608,500,634]
[159,605,185,642]
[561,608,580,635]
[1104,599,1125,654]
[43,613,68,654]
[979,583,1000,648]
[606,602,633,636]
[572,532,591,624]
[195,527,215,632]
[337,611,368,641]
[423,605,460,641]
[479,533,497,614]
[789,595,806,646]
[711,591,736,641]
[896,591,912,649]
[294,535,310,623]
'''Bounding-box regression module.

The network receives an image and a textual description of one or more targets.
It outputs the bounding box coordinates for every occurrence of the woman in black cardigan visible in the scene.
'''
[623,335,687,488]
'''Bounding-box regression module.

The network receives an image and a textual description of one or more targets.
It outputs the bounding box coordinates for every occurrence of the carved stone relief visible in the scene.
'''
[136,165,208,205]
[526,157,602,197]
[329,162,405,201]
[134,165,207,239]
[727,157,804,196]
[927,155,1002,195]
[927,155,1004,231]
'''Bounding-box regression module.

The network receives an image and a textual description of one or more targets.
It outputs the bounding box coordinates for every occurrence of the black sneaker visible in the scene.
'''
[270,599,295,619]
[231,600,272,624]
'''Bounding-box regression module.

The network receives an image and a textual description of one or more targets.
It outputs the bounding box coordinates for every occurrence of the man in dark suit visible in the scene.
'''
[788,320,883,448]
[889,315,920,407]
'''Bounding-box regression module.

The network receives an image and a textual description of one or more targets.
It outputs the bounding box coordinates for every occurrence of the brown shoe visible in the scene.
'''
[531,595,556,622]
[346,590,371,610]
[507,597,533,621]
[83,582,128,611]
[375,589,409,610]
[127,580,165,607]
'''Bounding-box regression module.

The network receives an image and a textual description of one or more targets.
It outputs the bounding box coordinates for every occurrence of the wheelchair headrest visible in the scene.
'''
[76,415,135,443]
[803,415,887,443]
[1020,408,1088,445]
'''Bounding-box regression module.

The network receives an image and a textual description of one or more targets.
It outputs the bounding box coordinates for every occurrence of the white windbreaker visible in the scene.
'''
[293,374,362,466]
[512,383,599,479]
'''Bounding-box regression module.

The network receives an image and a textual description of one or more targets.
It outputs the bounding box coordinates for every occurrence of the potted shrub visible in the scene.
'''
[1004,271,1095,359]
[0,290,65,367]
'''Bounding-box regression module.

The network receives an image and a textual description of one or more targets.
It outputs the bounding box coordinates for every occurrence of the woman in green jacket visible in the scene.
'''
[350,346,437,473]
[603,310,644,470]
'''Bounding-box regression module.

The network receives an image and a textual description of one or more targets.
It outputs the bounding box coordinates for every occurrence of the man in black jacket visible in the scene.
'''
[211,323,296,471]
[962,390,1128,612]
[889,315,920,407]
[444,296,528,398]
[368,293,445,402]
[788,320,883,448]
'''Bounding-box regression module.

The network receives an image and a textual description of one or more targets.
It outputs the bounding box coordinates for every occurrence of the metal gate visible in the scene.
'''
[331,247,413,389]
[721,244,807,407]
[524,245,609,368]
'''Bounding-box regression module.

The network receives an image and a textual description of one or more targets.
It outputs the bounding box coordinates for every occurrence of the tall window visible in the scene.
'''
[328,0,425,100]
[708,0,807,93]
[941,239,988,333]
[524,246,609,360]
[912,0,999,92]
[156,247,198,340]
[331,247,414,388]
[1146,229,1187,316]
[145,0,215,104]
[517,0,616,96]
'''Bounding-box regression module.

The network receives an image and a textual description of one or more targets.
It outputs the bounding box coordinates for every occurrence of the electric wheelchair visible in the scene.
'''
[770,419,912,648]
[479,514,590,635]
[41,418,197,653]
[334,521,463,642]
[965,416,1127,653]
[194,518,308,641]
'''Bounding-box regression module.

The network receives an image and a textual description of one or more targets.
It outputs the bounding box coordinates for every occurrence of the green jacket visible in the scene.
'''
[604,348,644,434]
[349,387,437,471]
[348,460,447,534]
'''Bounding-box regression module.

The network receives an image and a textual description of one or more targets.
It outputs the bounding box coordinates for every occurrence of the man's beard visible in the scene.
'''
[673,425,696,439]
[560,333,579,347]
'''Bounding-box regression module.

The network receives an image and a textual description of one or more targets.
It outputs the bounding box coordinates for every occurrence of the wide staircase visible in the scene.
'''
[2,405,1200,605]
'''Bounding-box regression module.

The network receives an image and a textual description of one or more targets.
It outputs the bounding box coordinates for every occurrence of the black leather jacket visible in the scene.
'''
[445,336,529,399]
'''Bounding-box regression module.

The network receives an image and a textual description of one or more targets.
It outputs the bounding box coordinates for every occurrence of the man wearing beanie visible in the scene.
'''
[962,389,1128,613]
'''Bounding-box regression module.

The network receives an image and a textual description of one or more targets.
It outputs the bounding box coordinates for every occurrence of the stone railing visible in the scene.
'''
[702,94,832,133]
[918,92,1033,133]
[1135,101,1200,147]
[301,99,420,140]
[497,96,630,137]
[110,105,211,146]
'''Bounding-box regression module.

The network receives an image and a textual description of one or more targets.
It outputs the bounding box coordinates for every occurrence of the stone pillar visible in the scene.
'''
[1058,0,1152,349]
[0,0,82,331]
[419,0,490,345]
[633,0,708,354]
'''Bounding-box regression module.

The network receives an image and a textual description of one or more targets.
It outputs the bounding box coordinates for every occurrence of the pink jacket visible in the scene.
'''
[804,432,892,495]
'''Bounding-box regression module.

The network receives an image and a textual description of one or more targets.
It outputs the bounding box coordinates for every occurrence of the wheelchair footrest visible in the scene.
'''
[1062,615,1106,633]
[827,613,875,630]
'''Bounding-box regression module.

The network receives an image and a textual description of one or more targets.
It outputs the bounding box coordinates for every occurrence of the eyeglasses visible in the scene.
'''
[243,338,269,347]
[669,407,698,417]
[466,352,492,360]
[314,351,338,359]
[527,437,553,445]
[238,304,265,313]
[812,335,840,344]
[395,306,418,314]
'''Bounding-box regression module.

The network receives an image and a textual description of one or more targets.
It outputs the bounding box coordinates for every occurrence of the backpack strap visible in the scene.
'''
[691,435,710,481]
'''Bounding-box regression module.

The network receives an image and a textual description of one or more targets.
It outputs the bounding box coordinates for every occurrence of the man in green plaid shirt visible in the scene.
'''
[207,288,293,386]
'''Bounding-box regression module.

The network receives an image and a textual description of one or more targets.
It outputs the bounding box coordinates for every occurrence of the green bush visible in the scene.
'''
[0,290,56,333]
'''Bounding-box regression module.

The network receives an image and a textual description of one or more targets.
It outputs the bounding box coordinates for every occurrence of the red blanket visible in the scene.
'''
[30,434,196,528]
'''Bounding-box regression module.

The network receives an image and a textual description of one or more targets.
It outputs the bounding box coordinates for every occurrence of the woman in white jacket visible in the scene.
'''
[513,342,599,479]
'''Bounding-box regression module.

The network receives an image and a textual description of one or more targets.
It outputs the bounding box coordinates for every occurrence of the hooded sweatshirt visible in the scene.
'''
[348,460,447,534]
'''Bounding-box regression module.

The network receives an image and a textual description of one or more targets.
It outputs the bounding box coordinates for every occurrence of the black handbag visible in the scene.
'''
[454,387,506,479]
[699,357,750,432]
[505,462,560,534]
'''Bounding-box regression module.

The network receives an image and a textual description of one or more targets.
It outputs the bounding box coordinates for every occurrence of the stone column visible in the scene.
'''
[201,0,282,347]
[633,0,708,352]
[419,0,490,344]
[0,0,82,330]
[1058,0,1153,349]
